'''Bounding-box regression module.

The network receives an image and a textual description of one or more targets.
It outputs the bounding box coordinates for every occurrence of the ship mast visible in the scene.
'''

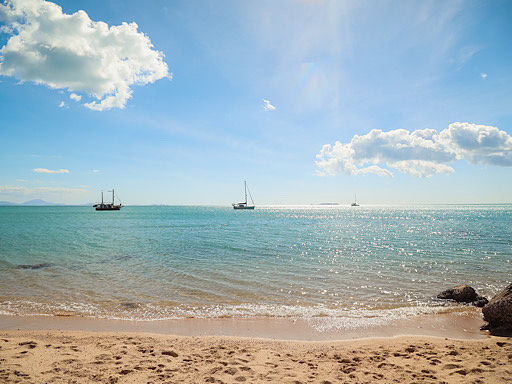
[112,189,115,205]
[101,191,103,205]
[244,180,247,204]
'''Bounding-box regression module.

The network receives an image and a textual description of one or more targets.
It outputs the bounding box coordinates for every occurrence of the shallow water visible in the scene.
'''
[0,205,510,321]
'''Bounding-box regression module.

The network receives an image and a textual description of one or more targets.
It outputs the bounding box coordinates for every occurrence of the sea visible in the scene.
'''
[0,205,510,326]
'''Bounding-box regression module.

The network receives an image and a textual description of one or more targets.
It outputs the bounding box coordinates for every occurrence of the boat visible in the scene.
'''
[93,189,122,211]
[232,181,255,210]
[351,194,360,207]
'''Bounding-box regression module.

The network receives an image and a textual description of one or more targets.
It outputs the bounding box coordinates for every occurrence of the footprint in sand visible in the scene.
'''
[18,341,37,349]
[452,369,468,375]
[119,369,132,375]
[224,367,238,375]
[443,363,462,369]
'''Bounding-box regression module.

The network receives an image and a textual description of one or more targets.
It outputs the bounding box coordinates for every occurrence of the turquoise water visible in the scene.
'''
[0,205,510,321]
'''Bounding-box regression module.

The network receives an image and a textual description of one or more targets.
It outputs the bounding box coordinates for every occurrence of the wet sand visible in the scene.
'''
[0,307,487,341]
[1,330,511,383]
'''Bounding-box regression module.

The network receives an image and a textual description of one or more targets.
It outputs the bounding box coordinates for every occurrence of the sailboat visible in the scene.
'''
[93,189,122,211]
[232,181,255,210]
[351,194,360,207]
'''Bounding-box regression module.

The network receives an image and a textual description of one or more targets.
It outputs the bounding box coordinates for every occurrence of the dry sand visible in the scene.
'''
[0,330,511,383]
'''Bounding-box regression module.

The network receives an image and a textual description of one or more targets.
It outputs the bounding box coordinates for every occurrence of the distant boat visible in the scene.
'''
[232,181,255,210]
[93,189,122,211]
[351,194,360,207]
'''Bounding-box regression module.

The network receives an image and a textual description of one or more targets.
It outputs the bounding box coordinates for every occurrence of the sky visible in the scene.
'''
[1,0,512,205]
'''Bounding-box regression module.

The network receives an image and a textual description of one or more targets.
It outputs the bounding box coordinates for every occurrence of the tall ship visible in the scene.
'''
[93,189,122,211]
[232,181,255,210]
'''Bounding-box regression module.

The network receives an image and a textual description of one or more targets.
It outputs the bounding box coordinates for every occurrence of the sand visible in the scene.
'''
[1,330,511,383]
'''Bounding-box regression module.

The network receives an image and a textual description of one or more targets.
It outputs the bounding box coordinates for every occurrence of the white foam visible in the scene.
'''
[0,299,460,324]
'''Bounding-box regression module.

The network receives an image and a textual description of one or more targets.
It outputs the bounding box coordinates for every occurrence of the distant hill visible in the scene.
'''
[0,201,18,206]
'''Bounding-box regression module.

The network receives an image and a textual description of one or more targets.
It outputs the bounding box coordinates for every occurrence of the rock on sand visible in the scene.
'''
[482,282,512,331]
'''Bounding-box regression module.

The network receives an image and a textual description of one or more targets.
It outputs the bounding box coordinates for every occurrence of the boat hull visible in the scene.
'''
[95,205,121,211]
[233,205,255,210]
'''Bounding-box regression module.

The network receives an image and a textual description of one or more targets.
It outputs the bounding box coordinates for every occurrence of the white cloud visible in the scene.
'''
[316,122,512,178]
[0,185,26,193]
[91,169,100,173]
[262,99,276,111]
[69,93,81,101]
[58,101,65,108]
[33,168,70,174]
[480,73,488,79]
[0,0,169,111]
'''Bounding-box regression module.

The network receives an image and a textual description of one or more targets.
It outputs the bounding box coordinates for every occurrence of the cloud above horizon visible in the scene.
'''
[262,99,276,111]
[316,122,512,178]
[0,0,169,111]
[33,168,69,174]
[69,93,81,102]
[0,185,88,195]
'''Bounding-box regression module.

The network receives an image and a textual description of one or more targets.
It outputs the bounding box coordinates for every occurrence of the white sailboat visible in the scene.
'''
[351,194,360,207]
[232,181,255,210]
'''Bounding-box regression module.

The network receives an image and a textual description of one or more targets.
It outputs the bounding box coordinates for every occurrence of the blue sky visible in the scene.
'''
[1,0,512,204]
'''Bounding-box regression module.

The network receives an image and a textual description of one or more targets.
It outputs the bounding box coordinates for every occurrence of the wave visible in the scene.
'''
[0,299,464,324]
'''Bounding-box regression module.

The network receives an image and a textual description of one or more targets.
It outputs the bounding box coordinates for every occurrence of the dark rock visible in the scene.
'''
[16,263,53,270]
[472,297,489,308]
[482,283,512,331]
[437,284,479,302]
[437,284,488,307]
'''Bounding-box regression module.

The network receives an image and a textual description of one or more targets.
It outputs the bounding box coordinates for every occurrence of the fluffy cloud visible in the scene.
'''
[33,168,69,174]
[262,99,276,111]
[69,93,81,101]
[0,0,169,111]
[316,122,512,177]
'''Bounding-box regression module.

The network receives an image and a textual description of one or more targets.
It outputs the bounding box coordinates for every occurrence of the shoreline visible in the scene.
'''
[2,303,511,383]
[0,306,487,341]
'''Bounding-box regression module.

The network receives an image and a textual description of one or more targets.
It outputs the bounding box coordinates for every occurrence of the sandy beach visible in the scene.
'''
[2,309,511,383]
[0,329,511,383]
